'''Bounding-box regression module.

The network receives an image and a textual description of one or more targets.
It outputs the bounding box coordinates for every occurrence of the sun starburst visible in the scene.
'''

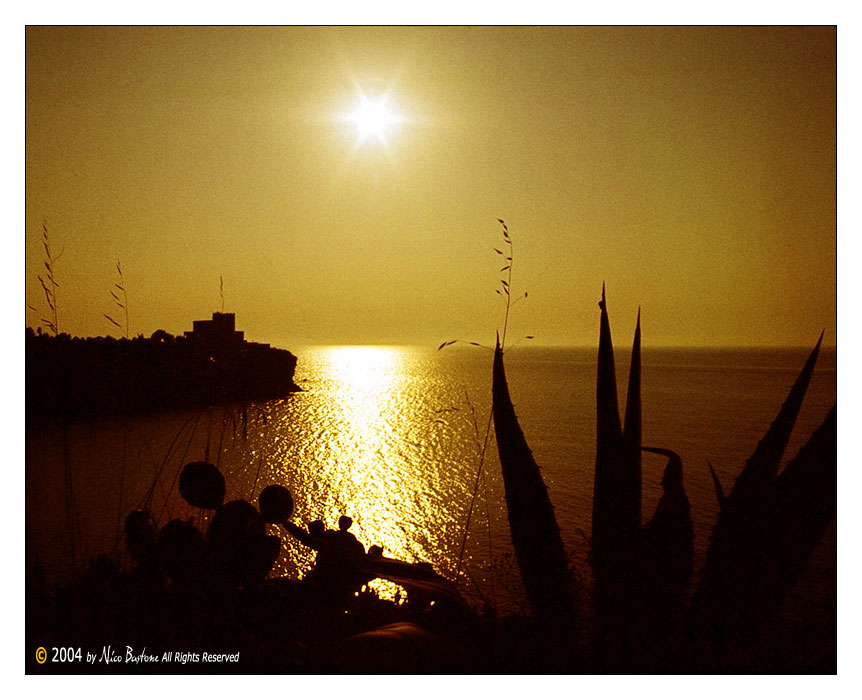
[344,94,403,145]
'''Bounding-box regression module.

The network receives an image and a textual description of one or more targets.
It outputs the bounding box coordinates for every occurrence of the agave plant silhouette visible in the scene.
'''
[688,333,836,669]
[487,264,834,670]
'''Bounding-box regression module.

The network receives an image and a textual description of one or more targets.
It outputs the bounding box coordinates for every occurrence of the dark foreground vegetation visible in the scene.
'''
[25,478,493,674]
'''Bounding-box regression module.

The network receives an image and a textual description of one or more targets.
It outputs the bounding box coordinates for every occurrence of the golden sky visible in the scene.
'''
[25,26,836,348]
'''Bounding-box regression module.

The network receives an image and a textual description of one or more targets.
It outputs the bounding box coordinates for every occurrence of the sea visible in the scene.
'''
[25,345,836,643]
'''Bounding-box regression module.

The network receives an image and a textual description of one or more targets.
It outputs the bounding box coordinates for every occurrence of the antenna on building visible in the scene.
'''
[219,275,225,313]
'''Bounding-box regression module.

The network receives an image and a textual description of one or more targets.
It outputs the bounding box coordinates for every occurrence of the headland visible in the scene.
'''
[26,312,301,421]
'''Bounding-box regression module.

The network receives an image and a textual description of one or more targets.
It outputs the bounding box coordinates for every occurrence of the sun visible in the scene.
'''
[344,94,403,145]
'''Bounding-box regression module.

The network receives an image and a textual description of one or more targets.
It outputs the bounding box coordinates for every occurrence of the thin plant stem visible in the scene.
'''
[216,402,229,469]
[501,236,513,350]
[141,409,201,512]
[113,429,129,556]
[454,405,494,588]
[480,456,497,610]
[35,221,62,335]
[250,455,264,502]
[156,409,204,525]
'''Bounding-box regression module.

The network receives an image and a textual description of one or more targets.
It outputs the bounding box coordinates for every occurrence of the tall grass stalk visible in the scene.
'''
[104,260,130,338]
[495,219,514,349]
[31,223,82,575]
[32,221,62,335]
[449,220,534,611]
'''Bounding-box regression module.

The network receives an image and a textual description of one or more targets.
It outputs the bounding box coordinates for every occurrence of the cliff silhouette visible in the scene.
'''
[26,313,300,421]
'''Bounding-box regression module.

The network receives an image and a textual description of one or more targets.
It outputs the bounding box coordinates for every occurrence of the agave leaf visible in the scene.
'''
[622,308,641,443]
[595,283,621,443]
[707,460,726,509]
[640,447,694,621]
[690,335,827,659]
[492,336,576,629]
[641,447,682,475]
[731,331,823,502]
[590,286,652,669]
[593,285,644,579]
[764,405,836,611]
[705,334,824,554]
[705,334,824,561]
[622,307,643,529]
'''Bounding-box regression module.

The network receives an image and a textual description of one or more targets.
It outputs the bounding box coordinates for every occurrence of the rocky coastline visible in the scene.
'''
[26,313,301,421]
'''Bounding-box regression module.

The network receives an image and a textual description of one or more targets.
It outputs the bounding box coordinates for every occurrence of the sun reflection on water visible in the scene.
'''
[325,345,399,394]
[291,346,460,599]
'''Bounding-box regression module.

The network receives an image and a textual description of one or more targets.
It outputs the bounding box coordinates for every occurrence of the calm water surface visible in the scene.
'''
[26,345,836,621]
